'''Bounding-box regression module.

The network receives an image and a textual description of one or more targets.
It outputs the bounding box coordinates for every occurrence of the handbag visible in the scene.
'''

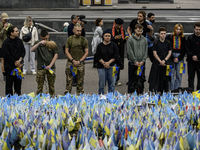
[22,27,33,42]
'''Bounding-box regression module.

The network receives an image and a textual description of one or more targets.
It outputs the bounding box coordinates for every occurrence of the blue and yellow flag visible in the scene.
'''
[112,66,119,77]
[166,65,173,76]
[70,65,77,77]
[180,63,185,74]
[10,67,24,80]
[137,65,144,76]
[42,65,54,74]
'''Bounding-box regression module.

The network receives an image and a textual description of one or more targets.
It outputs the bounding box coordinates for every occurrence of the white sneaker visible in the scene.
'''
[23,72,27,75]
[116,82,122,86]
[31,71,37,75]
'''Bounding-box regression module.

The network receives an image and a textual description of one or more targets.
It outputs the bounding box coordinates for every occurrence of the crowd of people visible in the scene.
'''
[0,11,200,96]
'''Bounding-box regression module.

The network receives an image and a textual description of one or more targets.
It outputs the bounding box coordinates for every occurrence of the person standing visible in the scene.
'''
[166,23,186,91]
[64,24,89,95]
[146,13,156,63]
[112,18,126,86]
[96,30,119,95]
[127,10,153,37]
[63,22,69,32]
[68,15,78,37]
[31,30,58,96]
[186,22,200,91]
[127,24,148,94]
[2,26,25,95]
[0,13,12,82]
[148,27,172,92]
[20,16,38,75]
[91,18,103,68]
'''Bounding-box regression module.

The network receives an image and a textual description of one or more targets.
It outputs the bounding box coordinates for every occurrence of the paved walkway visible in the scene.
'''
[0,58,193,96]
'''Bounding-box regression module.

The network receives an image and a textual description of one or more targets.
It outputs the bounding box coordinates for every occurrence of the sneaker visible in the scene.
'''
[116,81,122,86]
[31,71,37,75]
[23,72,27,75]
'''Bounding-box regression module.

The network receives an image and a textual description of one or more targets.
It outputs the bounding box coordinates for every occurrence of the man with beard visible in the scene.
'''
[64,24,88,95]
[186,22,200,91]
[127,10,153,37]
[127,24,148,94]
[146,13,156,63]
[112,18,126,86]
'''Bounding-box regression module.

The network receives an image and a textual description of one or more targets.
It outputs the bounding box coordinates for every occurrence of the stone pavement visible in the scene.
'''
[0,58,194,96]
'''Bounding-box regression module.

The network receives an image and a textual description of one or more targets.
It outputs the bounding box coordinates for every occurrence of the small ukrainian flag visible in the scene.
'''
[10,67,24,80]
[112,66,119,77]
[42,65,54,74]
[180,63,185,74]
[70,65,77,77]
[166,65,173,76]
[137,65,144,76]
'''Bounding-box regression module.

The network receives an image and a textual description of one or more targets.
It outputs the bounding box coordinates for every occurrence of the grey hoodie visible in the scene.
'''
[127,34,148,63]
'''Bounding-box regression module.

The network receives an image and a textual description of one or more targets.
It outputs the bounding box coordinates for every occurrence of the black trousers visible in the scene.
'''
[128,62,145,93]
[188,61,200,90]
[5,69,22,95]
[148,47,154,63]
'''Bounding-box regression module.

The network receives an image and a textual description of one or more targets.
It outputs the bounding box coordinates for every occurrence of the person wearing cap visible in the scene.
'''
[63,22,69,32]
[0,13,12,82]
[112,18,126,86]
[96,29,119,94]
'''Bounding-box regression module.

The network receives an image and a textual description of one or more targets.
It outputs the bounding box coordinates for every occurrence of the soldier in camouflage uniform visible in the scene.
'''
[31,30,58,96]
[64,24,88,95]
[0,13,12,82]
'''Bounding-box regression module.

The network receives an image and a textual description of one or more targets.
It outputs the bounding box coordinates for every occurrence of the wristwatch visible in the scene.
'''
[79,60,82,64]
[71,58,74,63]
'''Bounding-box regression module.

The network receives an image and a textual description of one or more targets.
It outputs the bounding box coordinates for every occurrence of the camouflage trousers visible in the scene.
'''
[65,62,85,95]
[36,69,56,96]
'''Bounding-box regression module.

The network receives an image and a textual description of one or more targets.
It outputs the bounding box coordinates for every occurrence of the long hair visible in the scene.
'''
[172,23,184,37]
[95,18,103,26]
[24,16,32,27]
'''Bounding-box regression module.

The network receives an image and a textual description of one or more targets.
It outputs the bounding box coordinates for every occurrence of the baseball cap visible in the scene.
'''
[1,13,9,20]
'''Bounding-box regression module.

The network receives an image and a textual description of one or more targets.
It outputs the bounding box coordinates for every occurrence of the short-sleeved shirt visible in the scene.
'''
[152,39,172,60]
[65,35,88,61]
[129,19,148,37]
[34,40,59,70]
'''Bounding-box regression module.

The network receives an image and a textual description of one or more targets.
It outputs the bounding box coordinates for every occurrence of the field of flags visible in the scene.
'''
[1,90,200,150]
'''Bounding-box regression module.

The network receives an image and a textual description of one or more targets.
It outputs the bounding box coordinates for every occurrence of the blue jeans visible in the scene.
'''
[98,66,116,94]
[169,53,184,91]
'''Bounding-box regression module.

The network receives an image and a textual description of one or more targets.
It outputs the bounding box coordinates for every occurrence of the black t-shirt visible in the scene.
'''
[96,42,119,68]
[129,19,148,37]
[152,39,172,60]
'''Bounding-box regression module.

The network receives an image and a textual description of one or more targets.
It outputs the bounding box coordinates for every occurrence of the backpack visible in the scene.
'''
[63,35,86,54]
